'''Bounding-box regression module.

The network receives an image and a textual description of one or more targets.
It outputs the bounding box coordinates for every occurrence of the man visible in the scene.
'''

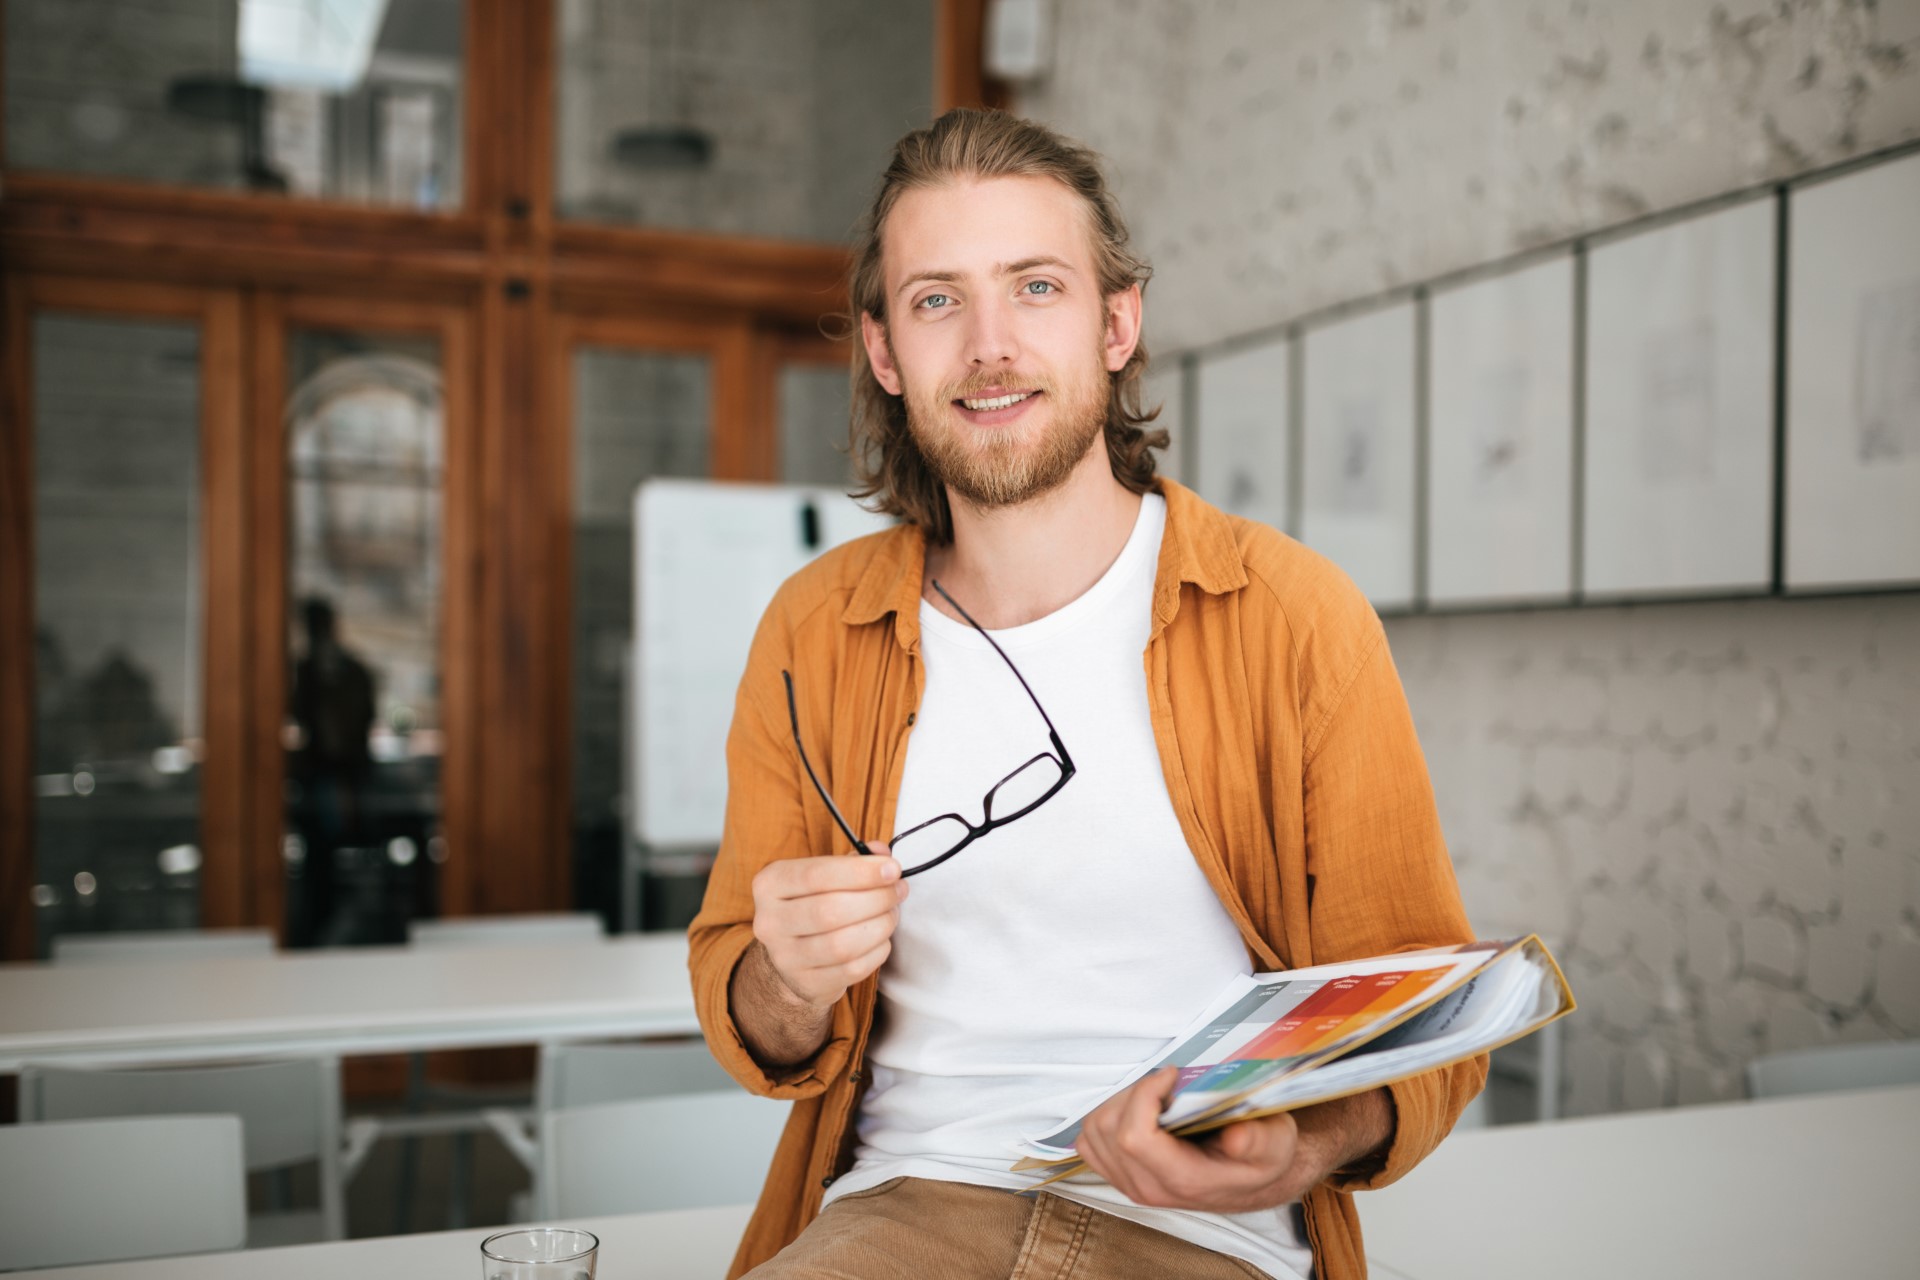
[689,108,1481,1280]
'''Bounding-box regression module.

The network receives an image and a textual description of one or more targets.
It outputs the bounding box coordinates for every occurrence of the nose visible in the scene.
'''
[964,293,1021,369]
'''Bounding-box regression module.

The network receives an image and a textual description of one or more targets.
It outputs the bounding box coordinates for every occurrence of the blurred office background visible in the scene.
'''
[3,0,1916,1144]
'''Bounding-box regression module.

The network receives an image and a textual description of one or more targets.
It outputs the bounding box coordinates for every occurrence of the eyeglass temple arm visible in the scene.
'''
[782,670,874,857]
[928,579,1074,772]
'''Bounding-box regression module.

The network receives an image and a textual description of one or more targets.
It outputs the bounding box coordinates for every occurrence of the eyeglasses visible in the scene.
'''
[781,579,1076,877]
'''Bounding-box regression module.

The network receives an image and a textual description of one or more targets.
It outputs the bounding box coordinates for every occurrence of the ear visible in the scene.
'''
[860,310,904,397]
[1102,283,1143,373]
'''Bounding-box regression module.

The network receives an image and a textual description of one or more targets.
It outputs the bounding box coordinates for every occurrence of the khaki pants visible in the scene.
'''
[746,1177,1277,1280]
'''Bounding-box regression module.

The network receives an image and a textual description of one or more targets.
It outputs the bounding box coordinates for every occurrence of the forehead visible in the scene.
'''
[882,175,1096,285]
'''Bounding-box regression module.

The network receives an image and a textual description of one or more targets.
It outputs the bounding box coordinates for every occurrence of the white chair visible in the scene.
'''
[19,1057,347,1246]
[487,1037,739,1219]
[541,1090,790,1218]
[1746,1039,1920,1100]
[49,927,275,966]
[0,1114,246,1270]
[537,1037,737,1112]
[387,912,607,1229]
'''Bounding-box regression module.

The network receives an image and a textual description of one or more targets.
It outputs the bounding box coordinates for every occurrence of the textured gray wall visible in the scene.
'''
[1022,0,1920,350]
[554,0,931,239]
[1020,0,1920,1115]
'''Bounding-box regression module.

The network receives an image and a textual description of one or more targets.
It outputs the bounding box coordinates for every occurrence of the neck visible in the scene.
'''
[924,442,1146,629]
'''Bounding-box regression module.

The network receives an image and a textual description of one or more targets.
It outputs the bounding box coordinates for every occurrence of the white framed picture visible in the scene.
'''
[1584,195,1777,598]
[1427,253,1576,607]
[1786,150,1920,591]
[1195,334,1291,534]
[1299,301,1417,611]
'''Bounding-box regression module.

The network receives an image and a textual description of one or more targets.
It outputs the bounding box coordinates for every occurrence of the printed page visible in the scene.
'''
[1018,943,1502,1160]
[1191,945,1549,1128]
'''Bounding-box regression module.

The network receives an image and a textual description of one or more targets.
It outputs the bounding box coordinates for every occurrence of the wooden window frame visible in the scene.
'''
[1,0,998,958]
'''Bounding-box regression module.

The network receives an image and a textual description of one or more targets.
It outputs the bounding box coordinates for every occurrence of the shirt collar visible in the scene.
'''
[1150,477,1249,638]
[838,476,1247,647]
[841,520,927,652]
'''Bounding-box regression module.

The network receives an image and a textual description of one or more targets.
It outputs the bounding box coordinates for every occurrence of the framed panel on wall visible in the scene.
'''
[1299,302,1417,611]
[1141,357,1189,485]
[1195,334,1291,533]
[1584,196,1777,598]
[1427,253,1576,607]
[1785,150,1920,591]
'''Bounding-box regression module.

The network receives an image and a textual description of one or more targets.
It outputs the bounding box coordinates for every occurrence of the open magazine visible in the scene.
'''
[1012,935,1574,1176]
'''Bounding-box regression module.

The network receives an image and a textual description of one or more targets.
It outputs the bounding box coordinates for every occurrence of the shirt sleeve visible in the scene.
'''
[686,599,861,1100]
[1300,629,1488,1192]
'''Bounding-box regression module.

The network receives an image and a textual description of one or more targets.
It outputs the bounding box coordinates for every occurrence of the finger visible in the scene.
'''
[839,937,893,984]
[1079,1070,1180,1205]
[782,937,892,1000]
[756,852,901,899]
[780,911,899,971]
[781,885,904,937]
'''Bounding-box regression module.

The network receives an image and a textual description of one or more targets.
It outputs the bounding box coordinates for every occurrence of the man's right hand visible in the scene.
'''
[729,842,906,1067]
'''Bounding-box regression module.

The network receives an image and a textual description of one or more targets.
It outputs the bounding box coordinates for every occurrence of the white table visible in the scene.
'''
[1361,1084,1920,1280]
[8,1204,754,1278]
[0,934,697,1071]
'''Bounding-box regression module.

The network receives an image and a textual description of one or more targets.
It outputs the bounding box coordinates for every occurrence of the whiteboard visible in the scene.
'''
[1584,196,1776,598]
[631,480,894,847]
[1196,334,1291,534]
[1786,150,1920,591]
[1428,253,1576,607]
[1299,301,1418,611]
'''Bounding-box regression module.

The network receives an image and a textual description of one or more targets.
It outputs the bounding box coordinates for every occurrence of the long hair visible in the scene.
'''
[841,109,1165,545]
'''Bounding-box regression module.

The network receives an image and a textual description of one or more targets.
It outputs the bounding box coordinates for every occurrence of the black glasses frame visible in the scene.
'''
[781,578,1076,877]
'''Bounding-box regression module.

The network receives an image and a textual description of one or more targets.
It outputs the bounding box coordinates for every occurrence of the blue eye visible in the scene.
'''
[918,293,952,310]
[1023,281,1057,295]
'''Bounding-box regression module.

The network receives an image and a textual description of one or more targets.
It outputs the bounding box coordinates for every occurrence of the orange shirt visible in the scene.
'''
[690,478,1484,1280]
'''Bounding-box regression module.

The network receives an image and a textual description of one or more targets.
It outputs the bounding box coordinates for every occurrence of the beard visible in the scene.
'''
[899,347,1112,510]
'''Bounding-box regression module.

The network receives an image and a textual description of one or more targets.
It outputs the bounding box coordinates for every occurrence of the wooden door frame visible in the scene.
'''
[0,275,249,958]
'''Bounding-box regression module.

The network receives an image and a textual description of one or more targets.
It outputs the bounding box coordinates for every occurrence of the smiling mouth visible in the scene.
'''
[957,390,1038,411]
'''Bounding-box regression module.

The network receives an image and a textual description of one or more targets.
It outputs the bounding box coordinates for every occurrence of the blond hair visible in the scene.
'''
[841,109,1165,544]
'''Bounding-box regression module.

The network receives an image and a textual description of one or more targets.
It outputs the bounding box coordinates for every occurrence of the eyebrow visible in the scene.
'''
[894,255,1078,300]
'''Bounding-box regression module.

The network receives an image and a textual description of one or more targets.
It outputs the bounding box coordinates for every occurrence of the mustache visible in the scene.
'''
[940,372,1054,401]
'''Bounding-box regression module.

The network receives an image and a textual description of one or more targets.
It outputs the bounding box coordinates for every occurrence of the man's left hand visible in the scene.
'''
[1073,1069,1393,1214]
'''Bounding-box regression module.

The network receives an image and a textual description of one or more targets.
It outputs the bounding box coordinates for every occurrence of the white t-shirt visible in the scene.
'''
[822,493,1313,1280]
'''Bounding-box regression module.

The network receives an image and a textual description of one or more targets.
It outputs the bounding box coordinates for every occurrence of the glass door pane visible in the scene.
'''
[779,360,854,486]
[5,0,464,209]
[284,329,444,946]
[554,0,932,238]
[33,314,205,953]
[569,347,709,930]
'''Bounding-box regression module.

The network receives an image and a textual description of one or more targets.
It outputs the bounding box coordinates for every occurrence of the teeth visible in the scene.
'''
[962,392,1032,411]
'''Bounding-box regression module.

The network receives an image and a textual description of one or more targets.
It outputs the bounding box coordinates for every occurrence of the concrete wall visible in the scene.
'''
[554,0,931,239]
[1020,0,1920,1115]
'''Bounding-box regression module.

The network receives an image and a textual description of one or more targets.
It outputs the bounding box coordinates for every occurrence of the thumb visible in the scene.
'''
[1212,1112,1295,1165]
[1213,1120,1265,1162]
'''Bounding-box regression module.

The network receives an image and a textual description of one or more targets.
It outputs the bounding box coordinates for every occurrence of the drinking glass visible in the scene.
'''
[481,1227,598,1279]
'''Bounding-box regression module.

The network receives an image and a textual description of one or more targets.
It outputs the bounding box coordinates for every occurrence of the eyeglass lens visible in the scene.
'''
[889,753,1067,873]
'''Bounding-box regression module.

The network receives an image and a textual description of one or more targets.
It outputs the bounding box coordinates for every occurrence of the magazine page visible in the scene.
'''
[1016,941,1505,1162]
[1183,942,1555,1131]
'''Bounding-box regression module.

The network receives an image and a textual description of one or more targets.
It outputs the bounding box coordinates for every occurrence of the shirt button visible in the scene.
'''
[821,1175,836,1188]
[906,712,916,725]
